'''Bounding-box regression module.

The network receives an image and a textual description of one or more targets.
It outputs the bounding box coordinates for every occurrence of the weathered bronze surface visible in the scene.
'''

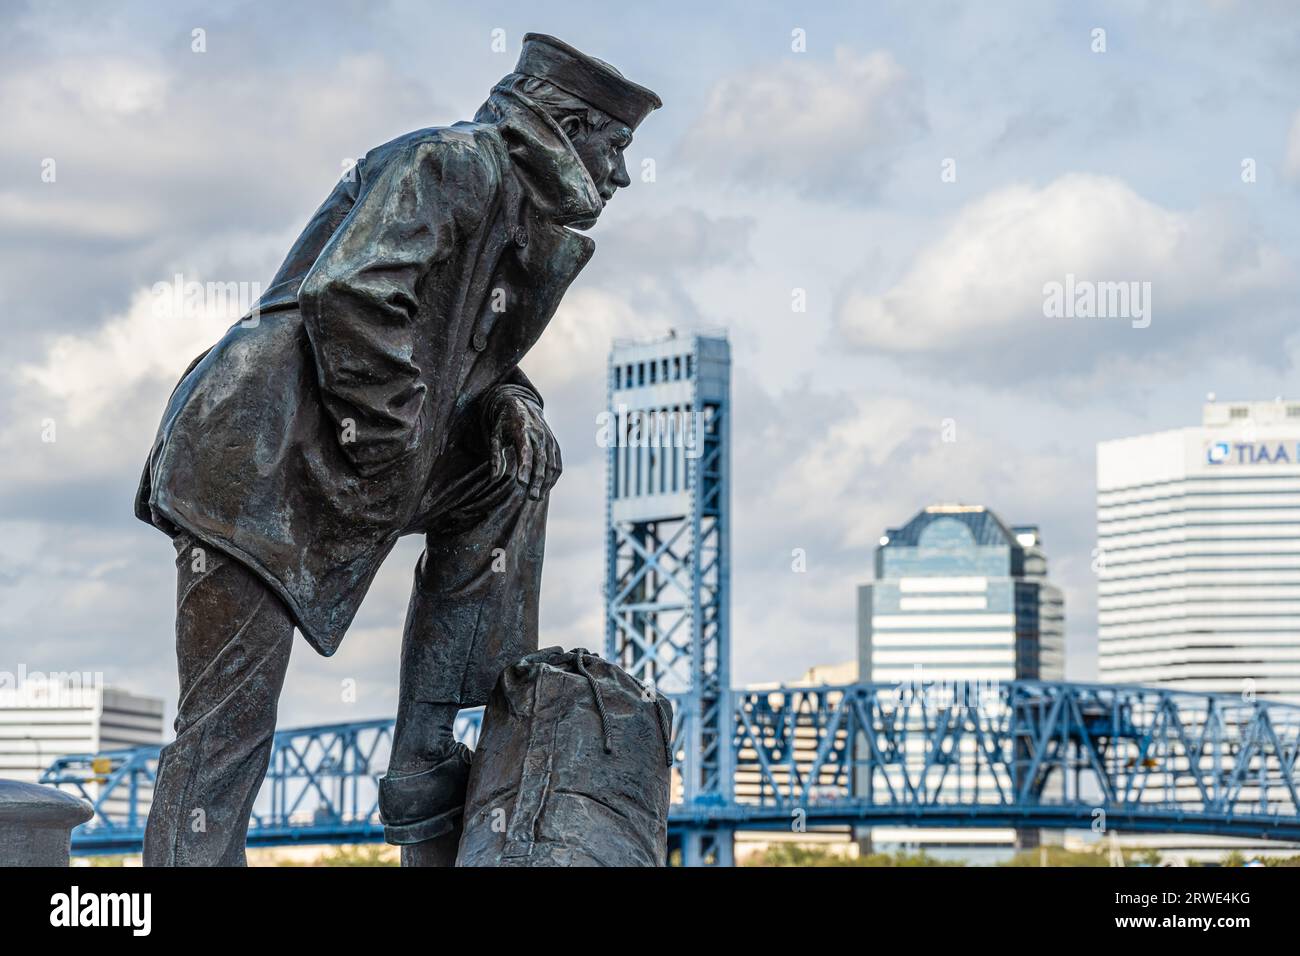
[456,648,673,867]
[134,34,659,865]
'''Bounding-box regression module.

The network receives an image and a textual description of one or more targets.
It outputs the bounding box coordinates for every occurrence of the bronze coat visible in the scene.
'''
[135,90,600,656]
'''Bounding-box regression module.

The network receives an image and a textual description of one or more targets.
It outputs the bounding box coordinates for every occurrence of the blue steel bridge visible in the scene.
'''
[42,333,1300,863]
[41,680,1300,859]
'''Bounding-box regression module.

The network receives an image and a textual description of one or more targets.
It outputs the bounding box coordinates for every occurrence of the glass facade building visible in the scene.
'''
[856,504,1065,859]
[858,504,1065,687]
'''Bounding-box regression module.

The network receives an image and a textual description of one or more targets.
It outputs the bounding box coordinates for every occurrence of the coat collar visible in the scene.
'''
[476,89,605,227]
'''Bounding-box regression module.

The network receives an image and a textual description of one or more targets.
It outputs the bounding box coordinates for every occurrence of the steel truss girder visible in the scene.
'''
[42,682,1300,855]
[45,712,482,855]
[720,680,1300,840]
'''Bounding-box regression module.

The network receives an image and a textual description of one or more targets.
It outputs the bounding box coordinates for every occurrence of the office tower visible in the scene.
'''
[857,504,1065,859]
[1098,399,1300,700]
[0,678,164,820]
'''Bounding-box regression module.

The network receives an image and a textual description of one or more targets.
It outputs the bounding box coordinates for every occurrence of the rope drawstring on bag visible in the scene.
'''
[573,649,614,755]
[652,695,674,768]
[571,649,674,767]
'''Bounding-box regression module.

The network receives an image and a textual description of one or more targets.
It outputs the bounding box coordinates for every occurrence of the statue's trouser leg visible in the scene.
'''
[383,456,548,847]
[143,532,294,866]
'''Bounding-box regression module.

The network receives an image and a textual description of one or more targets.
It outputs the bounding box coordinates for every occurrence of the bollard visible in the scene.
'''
[0,779,94,866]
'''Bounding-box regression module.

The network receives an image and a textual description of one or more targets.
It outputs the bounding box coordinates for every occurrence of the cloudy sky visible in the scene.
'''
[3,0,1300,730]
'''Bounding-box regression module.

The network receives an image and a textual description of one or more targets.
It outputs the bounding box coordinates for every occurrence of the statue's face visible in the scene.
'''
[559,114,633,229]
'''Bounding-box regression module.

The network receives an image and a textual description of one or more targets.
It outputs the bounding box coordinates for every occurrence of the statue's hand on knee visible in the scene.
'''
[486,392,562,500]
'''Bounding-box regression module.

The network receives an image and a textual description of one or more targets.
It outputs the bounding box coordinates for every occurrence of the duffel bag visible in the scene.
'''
[455,646,673,867]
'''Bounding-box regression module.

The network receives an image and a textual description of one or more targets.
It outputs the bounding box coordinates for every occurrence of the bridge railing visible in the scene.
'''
[705,680,1300,838]
[41,682,1300,851]
[41,710,483,853]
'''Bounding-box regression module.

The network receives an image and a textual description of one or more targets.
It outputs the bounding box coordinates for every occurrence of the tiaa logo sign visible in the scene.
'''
[1206,441,1300,465]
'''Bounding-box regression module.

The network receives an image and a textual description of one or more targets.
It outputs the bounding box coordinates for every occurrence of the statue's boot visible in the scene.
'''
[379,742,473,845]
[399,817,464,867]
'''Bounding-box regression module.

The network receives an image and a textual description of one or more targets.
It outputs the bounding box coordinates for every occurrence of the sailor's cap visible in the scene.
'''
[515,33,662,130]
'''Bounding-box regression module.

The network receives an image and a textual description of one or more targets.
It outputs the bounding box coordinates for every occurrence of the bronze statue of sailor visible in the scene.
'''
[134,34,660,865]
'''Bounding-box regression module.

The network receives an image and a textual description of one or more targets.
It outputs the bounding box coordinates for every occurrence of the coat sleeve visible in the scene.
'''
[500,366,544,408]
[476,366,545,438]
[298,140,494,477]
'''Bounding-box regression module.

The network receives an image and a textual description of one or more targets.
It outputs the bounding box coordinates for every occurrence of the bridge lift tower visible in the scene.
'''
[604,331,733,866]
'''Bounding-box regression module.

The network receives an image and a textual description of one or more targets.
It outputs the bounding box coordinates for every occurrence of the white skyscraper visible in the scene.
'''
[1098,399,1300,700]
[0,678,165,820]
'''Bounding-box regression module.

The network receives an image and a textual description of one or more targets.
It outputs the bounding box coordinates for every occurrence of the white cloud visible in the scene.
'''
[523,287,656,395]
[19,283,237,428]
[835,174,1294,383]
[56,57,170,117]
[594,208,754,275]
[0,51,444,244]
[727,385,1096,685]
[677,48,926,198]
[1285,109,1300,182]
[0,192,166,240]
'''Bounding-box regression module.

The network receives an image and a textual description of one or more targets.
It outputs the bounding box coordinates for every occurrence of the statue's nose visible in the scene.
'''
[612,158,631,189]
